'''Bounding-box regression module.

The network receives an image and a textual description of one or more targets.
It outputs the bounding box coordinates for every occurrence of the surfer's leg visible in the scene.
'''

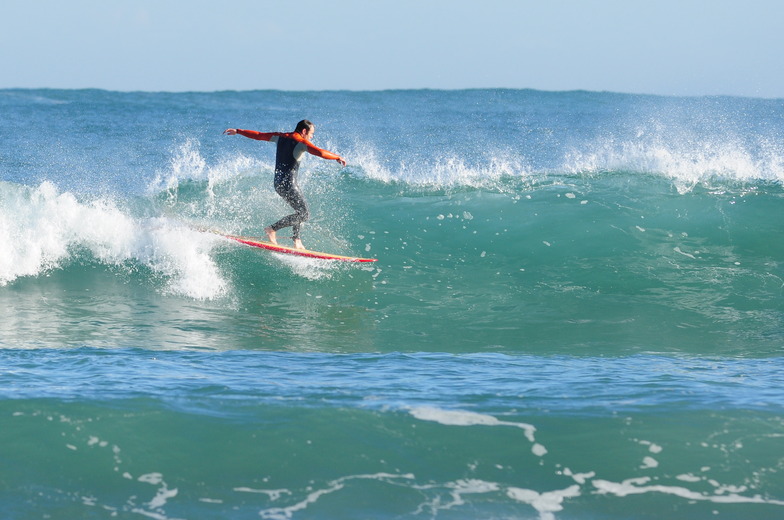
[288,189,310,249]
[264,227,278,245]
[271,184,310,248]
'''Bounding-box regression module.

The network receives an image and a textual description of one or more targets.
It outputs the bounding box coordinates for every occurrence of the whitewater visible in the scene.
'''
[0,88,782,519]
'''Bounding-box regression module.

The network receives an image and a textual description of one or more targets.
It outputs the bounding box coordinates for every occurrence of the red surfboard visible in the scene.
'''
[217,233,377,263]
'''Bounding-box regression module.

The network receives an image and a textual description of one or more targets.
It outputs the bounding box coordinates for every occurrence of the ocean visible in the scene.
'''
[0,88,782,519]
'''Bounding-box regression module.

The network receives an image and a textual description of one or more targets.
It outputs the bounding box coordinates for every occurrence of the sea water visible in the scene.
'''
[0,88,782,519]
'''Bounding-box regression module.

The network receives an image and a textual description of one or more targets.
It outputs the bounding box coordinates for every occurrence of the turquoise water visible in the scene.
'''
[0,88,783,519]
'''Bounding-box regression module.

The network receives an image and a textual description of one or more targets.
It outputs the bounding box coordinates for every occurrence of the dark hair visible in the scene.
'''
[295,119,314,133]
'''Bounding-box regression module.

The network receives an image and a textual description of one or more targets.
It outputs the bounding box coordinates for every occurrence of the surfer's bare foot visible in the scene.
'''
[293,238,305,250]
[264,227,277,245]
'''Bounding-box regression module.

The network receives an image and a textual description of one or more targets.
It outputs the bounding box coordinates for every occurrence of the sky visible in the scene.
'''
[2,0,782,98]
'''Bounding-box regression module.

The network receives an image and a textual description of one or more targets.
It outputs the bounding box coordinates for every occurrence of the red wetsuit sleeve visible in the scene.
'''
[305,143,342,161]
[289,132,343,161]
[236,129,281,141]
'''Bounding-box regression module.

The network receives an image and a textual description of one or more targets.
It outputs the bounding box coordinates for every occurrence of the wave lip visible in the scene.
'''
[562,134,784,192]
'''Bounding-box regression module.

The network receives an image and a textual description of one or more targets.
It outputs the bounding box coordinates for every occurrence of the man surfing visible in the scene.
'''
[224,120,346,250]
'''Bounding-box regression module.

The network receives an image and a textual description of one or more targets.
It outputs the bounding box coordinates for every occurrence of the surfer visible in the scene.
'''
[224,120,346,250]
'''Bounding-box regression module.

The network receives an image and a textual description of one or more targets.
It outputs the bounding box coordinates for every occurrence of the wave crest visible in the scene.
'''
[563,130,784,193]
[0,181,227,299]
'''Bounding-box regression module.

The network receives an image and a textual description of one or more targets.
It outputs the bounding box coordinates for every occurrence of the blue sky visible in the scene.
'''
[2,1,782,97]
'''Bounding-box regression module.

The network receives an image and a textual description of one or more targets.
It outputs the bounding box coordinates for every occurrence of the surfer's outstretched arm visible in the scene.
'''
[224,129,281,141]
[224,128,346,166]
[289,132,346,166]
[304,142,347,166]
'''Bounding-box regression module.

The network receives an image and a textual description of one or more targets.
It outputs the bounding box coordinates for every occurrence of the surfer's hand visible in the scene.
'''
[223,128,237,135]
[336,157,347,167]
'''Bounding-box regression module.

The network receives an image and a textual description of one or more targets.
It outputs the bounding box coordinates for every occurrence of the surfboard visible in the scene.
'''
[214,232,377,263]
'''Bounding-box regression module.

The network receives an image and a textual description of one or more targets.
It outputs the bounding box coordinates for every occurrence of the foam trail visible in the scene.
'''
[409,406,544,453]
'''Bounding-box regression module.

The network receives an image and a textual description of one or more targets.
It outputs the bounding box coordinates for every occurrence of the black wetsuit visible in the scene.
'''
[270,136,310,240]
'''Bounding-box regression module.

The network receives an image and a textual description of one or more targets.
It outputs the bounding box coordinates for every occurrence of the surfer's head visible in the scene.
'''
[295,119,315,140]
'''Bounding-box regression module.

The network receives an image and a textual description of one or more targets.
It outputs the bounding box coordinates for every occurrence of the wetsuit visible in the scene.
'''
[236,130,342,240]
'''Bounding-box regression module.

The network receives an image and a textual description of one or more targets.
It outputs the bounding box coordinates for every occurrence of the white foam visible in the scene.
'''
[412,478,501,515]
[258,473,414,520]
[640,456,659,469]
[409,406,538,444]
[147,486,178,510]
[507,485,581,520]
[130,508,170,520]
[673,247,697,259]
[532,443,549,456]
[137,472,178,510]
[274,254,338,281]
[676,473,703,483]
[138,473,164,485]
[561,468,595,485]
[138,222,228,299]
[0,182,228,299]
[0,181,138,283]
[449,478,500,494]
[234,487,291,501]
[593,477,784,506]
